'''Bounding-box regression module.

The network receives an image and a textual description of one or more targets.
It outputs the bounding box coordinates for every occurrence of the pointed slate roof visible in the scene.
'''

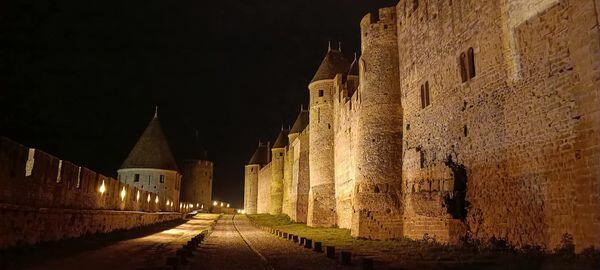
[272,129,290,149]
[311,48,351,83]
[248,142,270,165]
[121,115,179,171]
[289,108,309,134]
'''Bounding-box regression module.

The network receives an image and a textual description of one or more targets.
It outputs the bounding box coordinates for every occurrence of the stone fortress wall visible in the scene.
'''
[245,0,600,251]
[180,159,213,210]
[257,163,272,214]
[0,137,190,249]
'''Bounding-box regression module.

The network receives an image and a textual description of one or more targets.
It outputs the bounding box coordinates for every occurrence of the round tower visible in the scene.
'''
[117,109,182,208]
[244,142,269,214]
[352,7,403,239]
[270,127,289,214]
[307,44,350,227]
[180,136,213,210]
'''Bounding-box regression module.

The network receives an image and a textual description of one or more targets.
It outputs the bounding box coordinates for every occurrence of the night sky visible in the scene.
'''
[0,0,397,208]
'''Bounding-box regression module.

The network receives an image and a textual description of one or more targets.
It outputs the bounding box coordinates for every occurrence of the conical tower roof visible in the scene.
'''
[121,114,179,171]
[290,108,309,134]
[311,46,351,83]
[248,142,270,165]
[272,128,290,149]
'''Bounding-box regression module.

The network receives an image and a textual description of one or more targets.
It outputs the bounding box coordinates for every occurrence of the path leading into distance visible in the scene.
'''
[192,214,353,270]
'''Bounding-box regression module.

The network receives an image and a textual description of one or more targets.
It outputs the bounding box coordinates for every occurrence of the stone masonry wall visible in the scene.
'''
[243,164,259,214]
[270,147,285,214]
[397,0,600,250]
[288,129,310,223]
[180,160,213,209]
[0,137,183,249]
[282,142,293,217]
[257,163,272,214]
[333,74,358,229]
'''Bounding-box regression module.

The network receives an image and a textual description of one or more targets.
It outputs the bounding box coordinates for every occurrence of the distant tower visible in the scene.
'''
[307,43,350,227]
[352,7,403,239]
[244,141,270,214]
[270,127,289,214]
[118,108,182,205]
[180,131,213,209]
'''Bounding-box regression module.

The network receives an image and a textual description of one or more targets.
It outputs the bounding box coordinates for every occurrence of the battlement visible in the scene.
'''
[360,6,397,28]
[0,136,190,213]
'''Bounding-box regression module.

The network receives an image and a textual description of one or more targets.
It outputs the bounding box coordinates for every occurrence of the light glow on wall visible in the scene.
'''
[99,180,106,194]
[120,187,126,201]
[213,201,218,206]
[227,203,230,208]
[220,202,224,207]
[136,190,140,201]
[155,196,159,204]
[147,194,151,203]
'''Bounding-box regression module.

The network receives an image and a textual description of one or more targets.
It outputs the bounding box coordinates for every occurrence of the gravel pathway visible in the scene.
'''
[191,215,354,270]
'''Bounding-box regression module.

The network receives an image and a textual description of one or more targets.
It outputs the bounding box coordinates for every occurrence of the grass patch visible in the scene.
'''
[247,214,600,269]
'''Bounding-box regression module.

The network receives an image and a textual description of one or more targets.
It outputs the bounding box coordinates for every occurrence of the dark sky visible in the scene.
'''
[0,0,397,208]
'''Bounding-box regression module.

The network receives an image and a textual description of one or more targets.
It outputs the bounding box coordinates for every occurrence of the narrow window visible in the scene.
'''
[459,52,468,83]
[419,150,425,169]
[467,47,475,79]
[317,109,321,123]
[279,153,283,157]
[463,125,468,137]
[159,175,165,183]
[134,174,140,182]
[318,90,324,97]
[413,0,419,11]
[420,85,426,109]
[425,81,430,106]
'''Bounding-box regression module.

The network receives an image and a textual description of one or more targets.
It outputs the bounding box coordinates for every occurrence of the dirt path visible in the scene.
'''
[191,214,353,270]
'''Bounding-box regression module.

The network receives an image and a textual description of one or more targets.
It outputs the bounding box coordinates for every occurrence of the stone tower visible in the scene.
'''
[244,141,270,214]
[270,128,289,214]
[118,109,182,205]
[352,7,403,239]
[307,44,350,227]
[180,133,213,209]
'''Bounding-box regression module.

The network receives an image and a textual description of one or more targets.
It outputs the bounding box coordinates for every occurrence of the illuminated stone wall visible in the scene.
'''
[0,137,183,249]
[256,163,272,214]
[247,0,600,251]
[286,129,310,223]
[332,74,357,230]
[243,164,259,214]
[397,0,600,250]
[270,147,285,214]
